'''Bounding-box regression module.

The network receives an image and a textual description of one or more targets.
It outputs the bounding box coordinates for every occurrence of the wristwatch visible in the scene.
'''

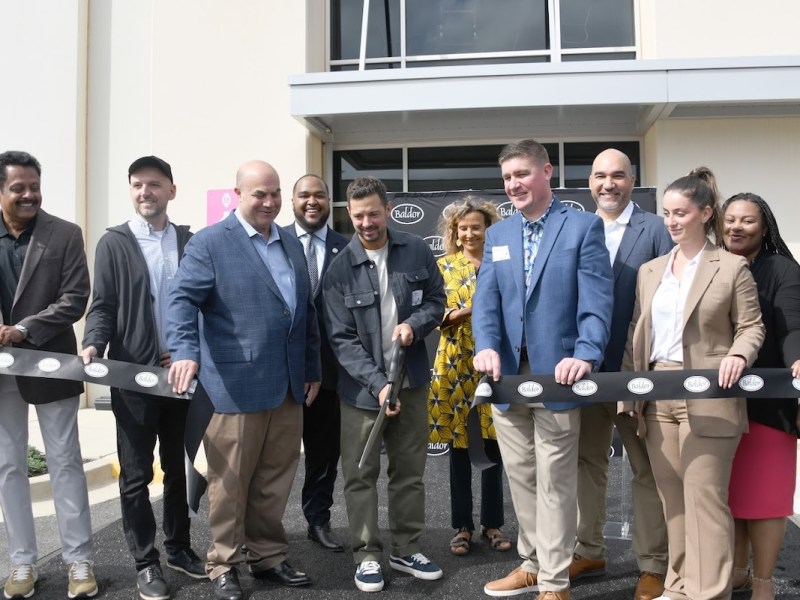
[14,324,28,340]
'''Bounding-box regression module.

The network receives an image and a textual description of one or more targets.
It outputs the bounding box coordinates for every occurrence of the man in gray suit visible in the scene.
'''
[572,149,672,600]
[0,150,97,599]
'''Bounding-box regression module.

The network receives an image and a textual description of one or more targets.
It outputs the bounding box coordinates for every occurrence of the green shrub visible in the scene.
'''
[28,445,48,477]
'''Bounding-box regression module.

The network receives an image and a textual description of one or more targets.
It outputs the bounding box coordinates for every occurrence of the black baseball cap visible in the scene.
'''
[128,155,173,183]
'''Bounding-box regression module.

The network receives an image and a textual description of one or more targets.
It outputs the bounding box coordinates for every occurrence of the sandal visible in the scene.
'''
[450,529,472,556]
[481,528,512,552]
[732,567,752,594]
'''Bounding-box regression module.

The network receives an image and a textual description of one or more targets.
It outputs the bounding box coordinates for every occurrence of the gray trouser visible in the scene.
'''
[0,375,93,565]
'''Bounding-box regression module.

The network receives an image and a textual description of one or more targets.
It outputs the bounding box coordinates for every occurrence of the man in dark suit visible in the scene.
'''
[473,140,614,600]
[167,160,321,600]
[572,149,672,600]
[82,156,206,600]
[0,150,97,600]
[284,174,348,552]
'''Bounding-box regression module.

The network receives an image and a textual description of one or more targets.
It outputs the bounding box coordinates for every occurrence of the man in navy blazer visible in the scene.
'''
[284,174,348,552]
[168,161,321,600]
[473,140,613,600]
[572,149,672,600]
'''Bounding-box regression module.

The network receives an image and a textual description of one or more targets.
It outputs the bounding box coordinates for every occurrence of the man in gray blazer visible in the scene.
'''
[572,149,672,600]
[0,150,96,599]
[284,175,348,552]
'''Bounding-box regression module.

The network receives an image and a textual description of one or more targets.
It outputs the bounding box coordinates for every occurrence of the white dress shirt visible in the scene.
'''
[599,200,635,265]
[649,247,704,363]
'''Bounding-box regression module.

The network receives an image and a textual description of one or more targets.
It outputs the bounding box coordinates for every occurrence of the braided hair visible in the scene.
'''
[722,192,797,265]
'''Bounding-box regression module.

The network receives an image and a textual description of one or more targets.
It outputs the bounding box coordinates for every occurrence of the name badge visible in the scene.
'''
[412,289,423,306]
[492,245,511,261]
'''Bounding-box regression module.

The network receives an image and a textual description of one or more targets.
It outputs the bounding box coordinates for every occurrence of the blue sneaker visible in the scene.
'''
[388,553,443,580]
[354,561,384,592]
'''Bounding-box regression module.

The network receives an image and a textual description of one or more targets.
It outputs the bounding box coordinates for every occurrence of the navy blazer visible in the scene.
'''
[283,223,349,389]
[473,199,614,410]
[167,212,320,413]
[604,205,673,371]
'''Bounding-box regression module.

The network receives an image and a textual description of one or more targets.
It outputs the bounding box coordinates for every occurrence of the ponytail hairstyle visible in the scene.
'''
[722,192,797,265]
[664,166,723,243]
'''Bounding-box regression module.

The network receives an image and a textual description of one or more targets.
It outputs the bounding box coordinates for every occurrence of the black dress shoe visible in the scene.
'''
[251,561,312,587]
[213,569,243,600]
[307,524,344,552]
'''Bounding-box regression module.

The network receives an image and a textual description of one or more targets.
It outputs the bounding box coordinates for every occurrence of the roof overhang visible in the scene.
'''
[289,56,800,145]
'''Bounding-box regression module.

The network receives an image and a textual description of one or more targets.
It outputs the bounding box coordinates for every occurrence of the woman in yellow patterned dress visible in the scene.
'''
[428,197,511,555]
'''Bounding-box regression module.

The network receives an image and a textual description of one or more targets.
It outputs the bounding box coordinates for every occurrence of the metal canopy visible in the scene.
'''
[289,56,800,145]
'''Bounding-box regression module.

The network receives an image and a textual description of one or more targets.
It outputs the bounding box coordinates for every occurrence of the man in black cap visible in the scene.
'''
[82,156,205,600]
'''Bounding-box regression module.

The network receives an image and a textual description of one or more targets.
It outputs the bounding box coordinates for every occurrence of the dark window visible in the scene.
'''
[330,0,401,61]
[559,0,635,49]
[333,148,403,235]
[405,0,548,57]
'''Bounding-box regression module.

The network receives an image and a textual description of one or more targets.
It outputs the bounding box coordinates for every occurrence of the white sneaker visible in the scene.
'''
[3,564,37,599]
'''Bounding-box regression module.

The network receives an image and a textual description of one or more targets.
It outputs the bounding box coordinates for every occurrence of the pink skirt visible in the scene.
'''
[728,420,797,519]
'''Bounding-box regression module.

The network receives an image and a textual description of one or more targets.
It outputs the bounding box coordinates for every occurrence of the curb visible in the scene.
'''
[29,455,118,503]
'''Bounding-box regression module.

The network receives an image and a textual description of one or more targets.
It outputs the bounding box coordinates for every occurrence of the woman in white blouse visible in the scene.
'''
[621,167,765,600]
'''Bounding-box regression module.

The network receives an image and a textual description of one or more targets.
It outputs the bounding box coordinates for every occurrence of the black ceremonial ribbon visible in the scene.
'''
[0,346,212,515]
[467,368,800,468]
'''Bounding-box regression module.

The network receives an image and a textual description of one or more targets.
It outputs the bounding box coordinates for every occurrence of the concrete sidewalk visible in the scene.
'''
[8,405,207,521]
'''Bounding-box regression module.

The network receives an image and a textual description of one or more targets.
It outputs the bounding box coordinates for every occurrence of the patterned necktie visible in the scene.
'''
[523,219,542,290]
[306,234,319,293]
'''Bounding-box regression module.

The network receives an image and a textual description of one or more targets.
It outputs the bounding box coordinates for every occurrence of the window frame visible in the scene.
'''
[327,0,639,70]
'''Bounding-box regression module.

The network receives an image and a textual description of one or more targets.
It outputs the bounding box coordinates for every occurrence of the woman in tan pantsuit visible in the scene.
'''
[621,168,765,600]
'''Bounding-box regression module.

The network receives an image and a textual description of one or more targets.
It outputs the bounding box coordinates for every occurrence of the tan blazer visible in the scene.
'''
[621,241,765,437]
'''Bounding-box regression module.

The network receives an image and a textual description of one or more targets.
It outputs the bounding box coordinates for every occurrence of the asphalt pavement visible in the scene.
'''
[5,446,800,599]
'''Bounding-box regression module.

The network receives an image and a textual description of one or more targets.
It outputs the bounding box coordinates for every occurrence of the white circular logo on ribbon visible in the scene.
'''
[0,352,15,368]
[518,381,543,398]
[475,381,493,398]
[38,358,61,373]
[738,374,764,392]
[627,377,654,395]
[135,372,159,388]
[683,376,710,393]
[572,380,598,396]
[84,363,109,378]
[793,378,800,392]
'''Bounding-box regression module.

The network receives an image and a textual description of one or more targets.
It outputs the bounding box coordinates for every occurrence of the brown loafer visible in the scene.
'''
[536,591,570,600]
[634,571,665,600]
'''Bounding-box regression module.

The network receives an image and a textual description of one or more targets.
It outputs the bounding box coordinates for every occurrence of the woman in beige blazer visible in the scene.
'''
[621,168,764,600]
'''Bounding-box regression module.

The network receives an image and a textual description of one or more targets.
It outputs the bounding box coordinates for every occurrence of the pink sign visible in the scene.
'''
[207,189,237,225]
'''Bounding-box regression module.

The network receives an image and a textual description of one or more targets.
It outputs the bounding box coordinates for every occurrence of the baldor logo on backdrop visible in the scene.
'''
[391,203,424,225]
[427,442,449,457]
[627,377,654,395]
[517,381,543,398]
[424,235,445,257]
[683,376,710,393]
[572,380,598,396]
[497,201,516,218]
[561,200,585,211]
[738,374,764,392]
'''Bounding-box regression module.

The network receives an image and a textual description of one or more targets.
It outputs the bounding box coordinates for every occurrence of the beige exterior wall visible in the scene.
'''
[644,117,800,257]
[1,0,88,225]
[639,0,800,59]
[86,0,312,246]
